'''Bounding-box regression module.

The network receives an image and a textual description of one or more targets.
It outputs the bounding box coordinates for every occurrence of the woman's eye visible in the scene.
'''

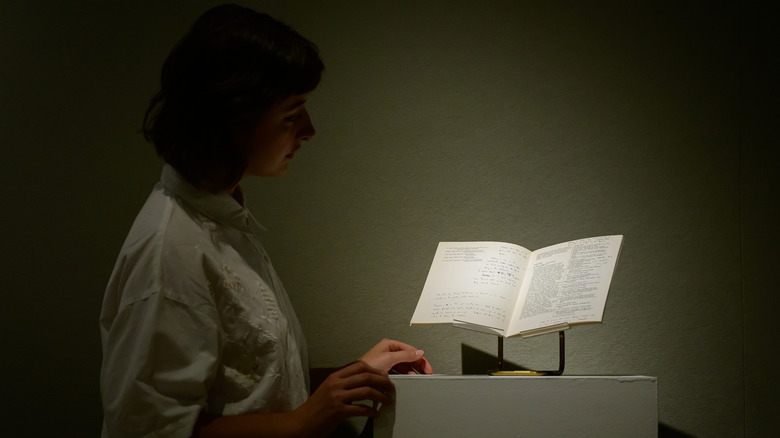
[285,114,301,122]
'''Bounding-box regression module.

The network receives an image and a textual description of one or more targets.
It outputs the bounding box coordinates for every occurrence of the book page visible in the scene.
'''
[410,242,531,332]
[507,235,623,337]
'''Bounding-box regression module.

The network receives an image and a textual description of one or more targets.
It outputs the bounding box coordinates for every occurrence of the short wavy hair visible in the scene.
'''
[142,4,324,191]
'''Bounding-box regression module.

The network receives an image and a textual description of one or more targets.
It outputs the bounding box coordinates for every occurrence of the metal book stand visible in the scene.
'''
[489,330,566,376]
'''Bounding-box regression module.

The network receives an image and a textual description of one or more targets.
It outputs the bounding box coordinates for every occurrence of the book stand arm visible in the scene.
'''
[489,331,566,376]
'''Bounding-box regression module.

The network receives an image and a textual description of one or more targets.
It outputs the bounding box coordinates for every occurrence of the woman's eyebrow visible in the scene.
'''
[283,99,307,111]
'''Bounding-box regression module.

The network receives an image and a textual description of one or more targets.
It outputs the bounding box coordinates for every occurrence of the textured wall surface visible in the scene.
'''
[0,1,774,437]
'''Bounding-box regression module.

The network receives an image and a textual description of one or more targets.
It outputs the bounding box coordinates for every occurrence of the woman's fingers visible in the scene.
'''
[360,339,434,374]
[341,385,394,406]
[323,361,395,407]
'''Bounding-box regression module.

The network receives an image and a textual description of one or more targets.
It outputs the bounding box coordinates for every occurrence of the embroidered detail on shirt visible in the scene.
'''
[221,265,243,293]
[206,279,216,301]
[257,281,279,323]
[215,265,279,325]
[222,349,264,388]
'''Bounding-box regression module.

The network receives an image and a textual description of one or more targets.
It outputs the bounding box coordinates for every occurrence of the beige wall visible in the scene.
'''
[1,1,775,436]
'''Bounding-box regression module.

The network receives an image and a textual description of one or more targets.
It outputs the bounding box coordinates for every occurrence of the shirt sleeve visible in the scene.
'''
[101,290,220,438]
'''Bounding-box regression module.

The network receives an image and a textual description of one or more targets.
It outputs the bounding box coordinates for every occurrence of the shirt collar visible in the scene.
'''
[160,164,267,234]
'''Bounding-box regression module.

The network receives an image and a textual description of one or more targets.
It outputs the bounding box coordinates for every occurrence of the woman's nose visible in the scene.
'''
[298,109,315,141]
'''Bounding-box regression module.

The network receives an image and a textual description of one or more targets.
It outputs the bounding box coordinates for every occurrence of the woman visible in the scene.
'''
[99,5,432,437]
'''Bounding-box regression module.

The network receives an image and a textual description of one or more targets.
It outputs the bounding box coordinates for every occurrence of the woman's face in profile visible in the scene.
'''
[238,93,316,178]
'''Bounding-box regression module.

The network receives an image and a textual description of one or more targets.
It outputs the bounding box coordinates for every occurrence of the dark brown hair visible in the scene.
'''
[143,4,324,191]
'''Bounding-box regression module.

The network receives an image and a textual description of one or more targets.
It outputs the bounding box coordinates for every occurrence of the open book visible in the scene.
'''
[410,235,623,338]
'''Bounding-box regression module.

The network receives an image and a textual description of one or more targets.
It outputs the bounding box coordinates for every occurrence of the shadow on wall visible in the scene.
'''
[461,344,698,438]
[659,424,697,438]
[461,343,523,374]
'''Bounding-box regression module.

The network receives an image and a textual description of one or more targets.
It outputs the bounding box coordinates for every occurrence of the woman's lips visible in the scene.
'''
[287,145,301,158]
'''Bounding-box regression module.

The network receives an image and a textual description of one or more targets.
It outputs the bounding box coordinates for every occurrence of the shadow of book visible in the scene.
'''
[461,343,527,374]
[659,423,697,437]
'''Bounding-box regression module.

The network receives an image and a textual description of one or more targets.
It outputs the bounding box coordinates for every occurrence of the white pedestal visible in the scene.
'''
[374,375,657,438]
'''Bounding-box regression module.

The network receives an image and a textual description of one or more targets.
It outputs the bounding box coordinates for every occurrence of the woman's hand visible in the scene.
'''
[195,342,433,438]
[294,361,395,437]
[359,338,434,375]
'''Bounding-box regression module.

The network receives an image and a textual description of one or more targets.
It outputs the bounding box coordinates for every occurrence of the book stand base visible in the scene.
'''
[489,331,566,376]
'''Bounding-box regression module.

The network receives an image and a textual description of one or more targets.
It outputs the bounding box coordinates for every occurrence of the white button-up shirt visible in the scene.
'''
[100,165,309,438]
